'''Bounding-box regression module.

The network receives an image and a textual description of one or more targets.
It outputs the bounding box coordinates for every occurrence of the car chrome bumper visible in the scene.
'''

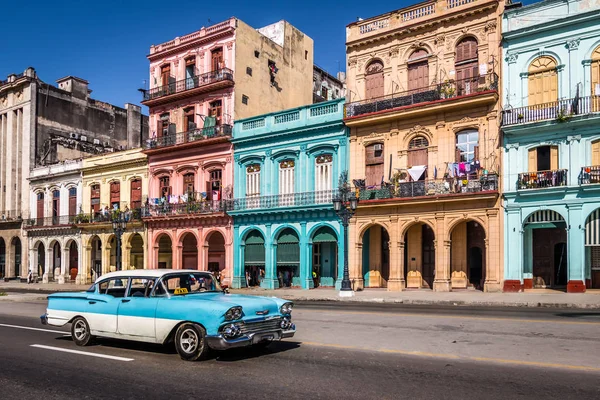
[40,313,48,325]
[206,324,296,351]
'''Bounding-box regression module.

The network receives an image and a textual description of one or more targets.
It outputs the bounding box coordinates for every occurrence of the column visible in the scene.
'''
[300,222,310,289]
[261,224,277,289]
[567,204,586,292]
[142,234,148,270]
[433,215,451,291]
[29,246,38,280]
[232,225,243,288]
[201,243,209,271]
[224,227,233,286]
[58,246,69,284]
[335,222,345,290]
[484,209,501,292]
[79,245,92,285]
[102,235,111,275]
[43,247,53,283]
[387,219,404,291]
[171,231,179,269]
[146,228,153,269]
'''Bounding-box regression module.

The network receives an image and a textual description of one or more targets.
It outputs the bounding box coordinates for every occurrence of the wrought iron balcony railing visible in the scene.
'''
[352,174,498,201]
[502,96,600,126]
[143,124,232,150]
[229,190,335,211]
[0,210,23,222]
[344,73,498,118]
[25,215,76,227]
[517,169,568,190]
[580,166,600,185]
[142,68,233,102]
[73,209,143,224]
[142,200,228,217]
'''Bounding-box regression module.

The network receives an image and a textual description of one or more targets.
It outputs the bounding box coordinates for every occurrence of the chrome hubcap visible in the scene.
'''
[180,329,199,354]
[74,320,87,341]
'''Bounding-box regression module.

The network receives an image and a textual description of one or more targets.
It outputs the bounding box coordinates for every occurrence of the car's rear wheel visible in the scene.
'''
[175,323,209,361]
[71,317,93,346]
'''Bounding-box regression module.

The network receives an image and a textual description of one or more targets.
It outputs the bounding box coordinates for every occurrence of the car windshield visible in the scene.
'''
[160,272,221,296]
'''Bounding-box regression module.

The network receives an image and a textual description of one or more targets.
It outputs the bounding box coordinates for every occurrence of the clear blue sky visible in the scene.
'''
[0,0,535,113]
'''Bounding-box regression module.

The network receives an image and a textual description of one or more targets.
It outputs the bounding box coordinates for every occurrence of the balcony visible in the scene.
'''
[517,170,568,190]
[143,194,228,218]
[580,166,600,185]
[25,215,76,228]
[143,124,232,151]
[229,190,335,212]
[352,174,498,202]
[502,96,600,126]
[74,209,143,226]
[0,211,23,224]
[344,74,498,121]
[141,68,234,107]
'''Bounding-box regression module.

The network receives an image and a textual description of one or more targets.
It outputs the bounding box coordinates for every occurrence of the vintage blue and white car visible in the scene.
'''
[41,269,295,361]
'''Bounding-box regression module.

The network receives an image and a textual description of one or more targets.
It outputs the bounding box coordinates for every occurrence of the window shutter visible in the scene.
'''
[528,148,537,172]
[473,145,479,161]
[206,181,212,201]
[592,140,600,166]
[550,146,559,170]
[455,147,461,162]
[168,123,176,135]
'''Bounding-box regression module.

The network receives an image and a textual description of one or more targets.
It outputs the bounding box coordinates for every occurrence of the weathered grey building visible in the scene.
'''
[313,65,346,103]
[0,67,148,280]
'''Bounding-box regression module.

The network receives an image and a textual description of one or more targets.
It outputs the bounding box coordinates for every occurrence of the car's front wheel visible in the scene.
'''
[71,317,93,346]
[174,323,209,361]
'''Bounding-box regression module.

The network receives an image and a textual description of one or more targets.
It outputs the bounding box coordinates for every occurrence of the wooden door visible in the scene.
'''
[592,140,600,166]
[36,193,44,221]
[528,56,558,106]
[69,191,77,216]
[366,164,384,187]
[184,108,195,132]
[591,47,600,111]
[455,37,479,95]
[110,182,120,208]
[365,61,384,100]
[212,48,223,71]
[52,191,59,218]
[160,65,171,88]
[130,179,142,209]
[209,100,222,125]
[407,149,428,168]
[159,177,171,198]
[91,185,100,214]
[408,49,429,92]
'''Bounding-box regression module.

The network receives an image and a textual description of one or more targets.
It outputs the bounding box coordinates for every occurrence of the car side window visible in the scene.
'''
[98,278,129,298]
[152,279,168,297]
[126,278,156,298]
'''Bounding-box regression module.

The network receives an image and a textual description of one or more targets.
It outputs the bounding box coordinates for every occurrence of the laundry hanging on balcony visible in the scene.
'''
[407,165,427,181]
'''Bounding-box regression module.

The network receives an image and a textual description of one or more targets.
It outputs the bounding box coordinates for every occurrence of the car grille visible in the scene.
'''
[239,318,282,335]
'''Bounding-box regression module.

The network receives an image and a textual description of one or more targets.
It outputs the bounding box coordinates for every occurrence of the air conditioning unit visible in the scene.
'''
[69,133,80,140]
[80,135,87,142]
[93,139,100,145]
[374,144,383,151]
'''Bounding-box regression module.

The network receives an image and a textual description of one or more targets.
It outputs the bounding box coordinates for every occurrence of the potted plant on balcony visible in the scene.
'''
[517,113,524,121]
[439,81,456,99]
[556,107,573,123]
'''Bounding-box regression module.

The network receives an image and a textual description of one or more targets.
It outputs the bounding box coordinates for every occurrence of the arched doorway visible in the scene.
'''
[450,220,486,290]
[129,234,144,269]
[207,231,225,275]
[90,236,102,280]
[157,234,172,269]
[404,223,435,289]
[365,60,384,100]
[276,228,300,288]
[244,230,265,287]
[362,225,390,288]
[51,241,61,280]
[181,233,198,270]
[524,210,567,289]
[0,238,5,278]
[67,240,78,281]
[311,226,338,288]
[11,237,21,278]
[36,242,46,277]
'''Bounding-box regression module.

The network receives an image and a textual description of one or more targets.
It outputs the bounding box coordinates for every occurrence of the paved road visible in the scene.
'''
[0,300,599,399]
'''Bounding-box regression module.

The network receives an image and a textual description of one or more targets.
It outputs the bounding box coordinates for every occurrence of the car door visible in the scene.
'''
[86,277,129,334]
[117,278,159,340]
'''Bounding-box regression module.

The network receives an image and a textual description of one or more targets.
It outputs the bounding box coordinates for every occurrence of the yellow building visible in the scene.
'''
[78,148,148,283]
[345,0,503,292]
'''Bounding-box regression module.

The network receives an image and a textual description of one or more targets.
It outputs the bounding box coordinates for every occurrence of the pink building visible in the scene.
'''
[141,18,314,284]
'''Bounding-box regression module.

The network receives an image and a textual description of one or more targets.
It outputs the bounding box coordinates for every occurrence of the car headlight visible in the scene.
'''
[280,302,293,315]
[225,306,243,321]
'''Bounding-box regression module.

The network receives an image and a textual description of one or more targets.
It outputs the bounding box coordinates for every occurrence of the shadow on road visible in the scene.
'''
[554,312,600,319]
[55,335,177,355]
[215,341,301,362]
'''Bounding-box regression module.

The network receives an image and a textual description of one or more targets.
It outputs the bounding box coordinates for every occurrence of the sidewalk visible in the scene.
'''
[2,281,600,308]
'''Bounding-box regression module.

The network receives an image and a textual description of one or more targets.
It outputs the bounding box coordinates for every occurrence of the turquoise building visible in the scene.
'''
[502,0,600,292]
[229,99,348,289]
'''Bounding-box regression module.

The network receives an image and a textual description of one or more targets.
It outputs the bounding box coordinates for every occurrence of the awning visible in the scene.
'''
[524,210,566,229]
[586,209,600,246]
[313,227,338,243]
[408,165,427,181]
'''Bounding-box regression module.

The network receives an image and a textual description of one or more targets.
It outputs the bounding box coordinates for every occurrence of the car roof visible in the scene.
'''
[95,269,211,283]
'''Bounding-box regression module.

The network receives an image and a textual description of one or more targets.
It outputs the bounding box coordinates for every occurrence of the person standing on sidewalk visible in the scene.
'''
[27,264,33,284]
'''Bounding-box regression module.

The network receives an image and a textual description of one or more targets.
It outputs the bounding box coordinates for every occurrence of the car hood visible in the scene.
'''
[180,293,283,318]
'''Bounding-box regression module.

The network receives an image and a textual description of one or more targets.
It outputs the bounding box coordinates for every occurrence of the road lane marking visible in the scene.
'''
[30,344,134,362]
[0,323,68,335]
[299,309,600,326]
[302,341,600,372]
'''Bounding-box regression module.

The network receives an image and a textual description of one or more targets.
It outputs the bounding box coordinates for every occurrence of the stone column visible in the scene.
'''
[300,222,310,289]
[171,235,179,269]
[79,245,92,285]
[58,246,69,284]
[567,204,586,292]
[484,209,501,292]
[102,235,112,275]
[43,247,53,283]
[349,219,364,289]
[201,243,209,271]
[261,224,277,289]
[223,228,233,286]
[232,225,243,288]
[387,218,404,291]
[433,215,451,291]
[335,222,344,290]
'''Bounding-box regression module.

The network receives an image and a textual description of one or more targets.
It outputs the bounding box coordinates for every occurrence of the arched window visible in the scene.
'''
[455,37,479,95]
[246,164,261,197]
[408,49,429,92]
[68,187,77,216]
[279,160,295,196]
[407,136,429,176]
[208,169,222,201]
[456,130,479,163]
[36,192,44,221]
[315,154,333,193]
[365,143,384,186]
[159,176,171,198]
[130,179,142,209]
[365,60,384,100]
[183,173,195,196]
[591,46,600,111]
[212,47,223,71]
[528,56,558,106]
[52,190,60,218]
[91,184,100,214]
[110,181,120,209]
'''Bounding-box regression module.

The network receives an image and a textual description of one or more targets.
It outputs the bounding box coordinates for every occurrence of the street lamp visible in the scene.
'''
[112,214,128,271]
[333,183,359,297]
